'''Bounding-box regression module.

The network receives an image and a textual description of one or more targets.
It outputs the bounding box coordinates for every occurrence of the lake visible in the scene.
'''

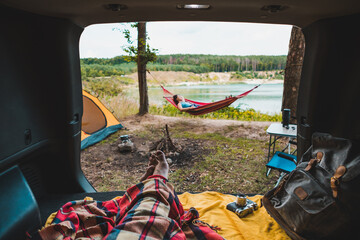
[126,83,284,115]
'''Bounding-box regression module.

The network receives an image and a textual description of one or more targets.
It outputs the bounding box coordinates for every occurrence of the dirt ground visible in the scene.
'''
[119,114,271,140]
[81,115,284,194]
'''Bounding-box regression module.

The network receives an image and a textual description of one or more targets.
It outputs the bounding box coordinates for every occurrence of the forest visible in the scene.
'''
[80,54,287,78]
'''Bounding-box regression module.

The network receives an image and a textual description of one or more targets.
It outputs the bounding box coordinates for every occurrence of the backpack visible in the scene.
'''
[262,133,360,240]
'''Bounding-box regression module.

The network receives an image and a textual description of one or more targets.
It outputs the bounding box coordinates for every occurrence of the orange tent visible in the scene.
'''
[81,90,123,149]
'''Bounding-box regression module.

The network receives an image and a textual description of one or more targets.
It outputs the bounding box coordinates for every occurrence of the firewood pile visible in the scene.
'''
[150,124,181,158]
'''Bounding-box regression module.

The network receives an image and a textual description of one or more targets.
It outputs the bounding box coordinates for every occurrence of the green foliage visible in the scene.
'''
[147,63,211,73]
[80,56,128,65]
[231,70,284,80]
[274,71,285,80]
[81,63,137,79]
[121,22,158,64]
[231,72,256,80]
[150,103,282,122]
[82,77,127,97]
[80,54,287,74]
[81,64,125,79]
[154,54,287,72]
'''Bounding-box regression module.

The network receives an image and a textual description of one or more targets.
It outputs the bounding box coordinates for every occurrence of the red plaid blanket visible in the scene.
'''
[29,176,224,240]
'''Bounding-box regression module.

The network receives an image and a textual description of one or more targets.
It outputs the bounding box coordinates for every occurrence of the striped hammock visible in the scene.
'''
[161,84,260,116]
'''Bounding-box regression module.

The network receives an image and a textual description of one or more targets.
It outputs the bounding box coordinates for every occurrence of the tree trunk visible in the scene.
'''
[137,22,149,115]
[282,26,305,123]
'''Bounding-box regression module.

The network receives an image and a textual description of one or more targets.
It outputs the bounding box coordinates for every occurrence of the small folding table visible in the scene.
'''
[266,123,297,185]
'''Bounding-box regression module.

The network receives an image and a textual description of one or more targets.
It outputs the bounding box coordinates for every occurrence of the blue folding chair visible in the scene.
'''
[266,151,297,186]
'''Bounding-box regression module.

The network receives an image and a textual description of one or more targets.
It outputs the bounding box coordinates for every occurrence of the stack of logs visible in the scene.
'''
[151,124,180,158]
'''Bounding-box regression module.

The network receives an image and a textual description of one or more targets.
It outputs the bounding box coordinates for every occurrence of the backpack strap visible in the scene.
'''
[305,152,323,171]
[331,166,347,198]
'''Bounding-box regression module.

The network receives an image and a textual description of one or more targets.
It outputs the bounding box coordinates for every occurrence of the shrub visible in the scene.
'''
[150,102,281,122]
[83,77,123,97]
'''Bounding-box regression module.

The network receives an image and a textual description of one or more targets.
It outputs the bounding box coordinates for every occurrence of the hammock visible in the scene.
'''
[161,84,260,116]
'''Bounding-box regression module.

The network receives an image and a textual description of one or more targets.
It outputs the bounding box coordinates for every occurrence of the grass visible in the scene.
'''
[96,174,139,192]
[81,115,288,194]
[168,130,277,194]
[150,103,282,122]
[129,122,283,194]
[98,130,122,145]
[101,94,139,119]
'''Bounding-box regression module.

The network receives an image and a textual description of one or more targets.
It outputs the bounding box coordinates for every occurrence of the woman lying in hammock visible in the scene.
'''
[173,94,199,110]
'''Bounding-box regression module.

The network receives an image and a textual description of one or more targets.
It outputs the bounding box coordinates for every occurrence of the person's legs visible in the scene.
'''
[104,151,184,239]
[31,150,223,240]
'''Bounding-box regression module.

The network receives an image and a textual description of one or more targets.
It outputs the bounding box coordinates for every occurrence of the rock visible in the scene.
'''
[118,141,134,153]
[138,151,148,157]
[166,158,173,165]
[137,143,149,153]
[174,152,180,156]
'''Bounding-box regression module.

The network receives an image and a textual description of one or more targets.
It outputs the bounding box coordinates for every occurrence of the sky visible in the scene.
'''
[79,22,292,58]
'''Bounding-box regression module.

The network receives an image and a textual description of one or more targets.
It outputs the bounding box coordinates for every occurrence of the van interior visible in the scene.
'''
[0,0,359,239]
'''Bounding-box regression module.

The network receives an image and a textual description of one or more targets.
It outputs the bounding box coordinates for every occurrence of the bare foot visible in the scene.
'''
[152,151,169,179]
[140,165,155,182]
[139,152,159,181]
[149,154,159,167]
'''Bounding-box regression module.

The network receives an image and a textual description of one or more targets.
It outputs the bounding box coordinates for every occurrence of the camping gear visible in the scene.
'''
[81,90,123,149]
[266,151,297,186]
[266,151,297,176]
[266,123,297,180]
[226,194,258,218]
[282,109,290,128]
[161,85,260,116]
[120,135,130,142]
[263,133,360,240]
[236,194,247,207]
[118,135,134,152]
[266,151,297,175]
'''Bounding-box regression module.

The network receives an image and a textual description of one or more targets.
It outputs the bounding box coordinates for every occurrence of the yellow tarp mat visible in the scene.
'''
[178,191,290,240]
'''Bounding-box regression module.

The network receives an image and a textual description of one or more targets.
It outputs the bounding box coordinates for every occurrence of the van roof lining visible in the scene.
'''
[1,0,360,27]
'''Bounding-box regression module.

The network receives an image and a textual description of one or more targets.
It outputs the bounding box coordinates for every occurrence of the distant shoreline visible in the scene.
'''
[152,79,283,87]
[84,71,284,92]
[124,70,284,87]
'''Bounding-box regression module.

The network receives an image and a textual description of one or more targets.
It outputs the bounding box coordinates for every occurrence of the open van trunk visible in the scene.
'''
[0,2,359,238]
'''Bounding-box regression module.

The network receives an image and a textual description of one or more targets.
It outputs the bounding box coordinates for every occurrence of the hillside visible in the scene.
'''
[127,70,283,86]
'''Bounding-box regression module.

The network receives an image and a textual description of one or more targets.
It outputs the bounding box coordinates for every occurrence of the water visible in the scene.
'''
[126,83,283,115]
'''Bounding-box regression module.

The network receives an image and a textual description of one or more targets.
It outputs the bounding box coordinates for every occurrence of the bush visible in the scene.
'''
[147,63,211,73]
[83,77,124,97]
